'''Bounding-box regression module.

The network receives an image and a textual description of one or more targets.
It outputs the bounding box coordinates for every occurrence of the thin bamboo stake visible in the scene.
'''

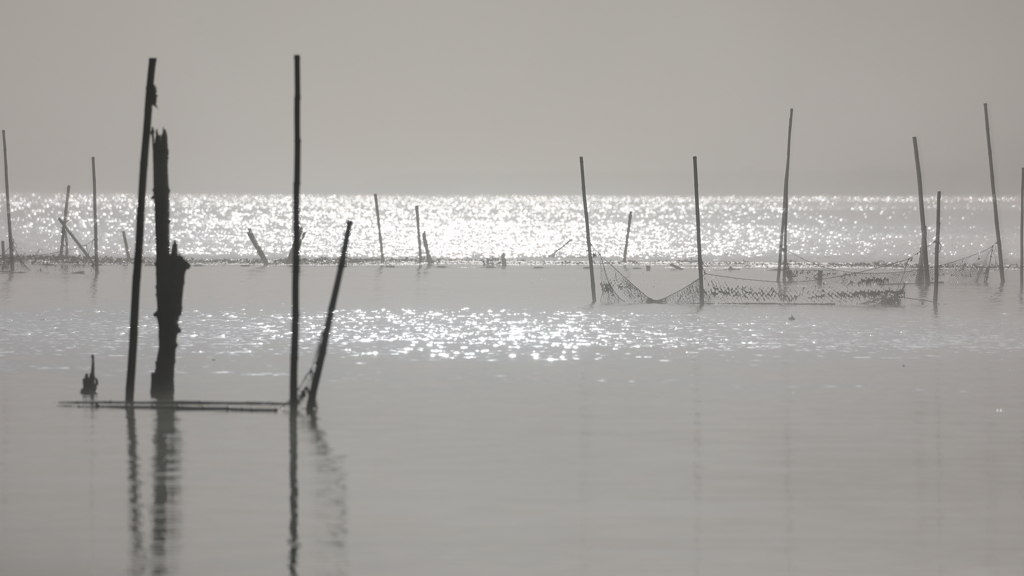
[290,54,301,409]
[622,211,632,263]
[415,205,422,263]
[60,185,70,257]
[307,220,353,415]
[57,218,91,258]
[1020,168,1023,289]
[983,103,1005,285]
[776,108,793,283]
[374,193,384,264]
[126,58,157,403]
[694,156,705,307]
[933,191,941,307]
[92,157,98,271]
[2,130,13,272]
[913,137,930,285]
[580,157,596,304]
[122,230,131,259]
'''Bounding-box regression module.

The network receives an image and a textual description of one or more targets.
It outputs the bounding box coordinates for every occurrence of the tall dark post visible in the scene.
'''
[913,137,930,286]
[2,130,14,272]
[422,232,433,265]
[776,108,793,283]
[415,205,422,263]
[247,229,269,266]
[693,156,705,307]
[307,221,353,415]
[622,211,633,263]
[60,185,70,257]
[126,58,157,403]
[580,157,596,304]
[1019,168,1023,289]
[92,157,99,271]
[374,193,384,264]
[290,55,301,409]
[933,191,941,306]
[150,131,190,401]
[983,103,1005,285]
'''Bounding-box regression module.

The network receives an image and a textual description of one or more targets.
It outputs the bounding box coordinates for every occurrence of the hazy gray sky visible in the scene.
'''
[2,0,1023,197]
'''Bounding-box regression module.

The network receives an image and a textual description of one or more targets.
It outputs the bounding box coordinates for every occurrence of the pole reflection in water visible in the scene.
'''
[126,408,144,576]
[151,408,180,575]
[289,410,299,576]
[126,407,180,575]
[288,411,349,576]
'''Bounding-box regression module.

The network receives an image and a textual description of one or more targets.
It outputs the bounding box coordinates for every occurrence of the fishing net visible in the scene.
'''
[935,244,996,285]
[599,254,913,306]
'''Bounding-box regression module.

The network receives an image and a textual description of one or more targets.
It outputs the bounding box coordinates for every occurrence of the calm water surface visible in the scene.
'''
[1,263,1023,575]
[2,192,1024,574]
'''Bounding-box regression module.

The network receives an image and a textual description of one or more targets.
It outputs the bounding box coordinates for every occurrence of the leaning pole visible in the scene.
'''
[983,103,1005,285]
[125,58,157,403]
[580,157,596,304]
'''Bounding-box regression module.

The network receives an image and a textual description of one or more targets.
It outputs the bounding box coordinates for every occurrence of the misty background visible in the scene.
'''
[2,0,1023,198]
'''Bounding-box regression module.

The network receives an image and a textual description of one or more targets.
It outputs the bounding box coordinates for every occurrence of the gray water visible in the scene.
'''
[2,262,1023,575]
[2,193,1024,574]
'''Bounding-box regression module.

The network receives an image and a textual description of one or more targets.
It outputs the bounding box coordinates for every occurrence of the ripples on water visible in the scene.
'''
[4,193,1015,262]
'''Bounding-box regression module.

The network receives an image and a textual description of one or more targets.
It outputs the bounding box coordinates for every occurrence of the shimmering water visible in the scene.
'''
[4,193,1019,262]
[2,194,1024,575]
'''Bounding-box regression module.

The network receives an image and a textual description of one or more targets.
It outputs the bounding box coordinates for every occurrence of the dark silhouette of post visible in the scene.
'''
[3,130,14,272]
[776,108,793,283]
[126,58,157,403]
[983,103,1005,285]
[60,185,70,257]
[373,193,384,264]
[693,156,705,307]
[933,191,941,307]
[415,205,422,263]
[150,130,190,401]
[92,157,99,271]
[622,211,632,263]
[122,230,131,259]
[307,221,353,415]
[913,137,930,285]
[247,229,269,266]
[580,157,596,304]
[290,55,301,410]
[1020,168,1023,289]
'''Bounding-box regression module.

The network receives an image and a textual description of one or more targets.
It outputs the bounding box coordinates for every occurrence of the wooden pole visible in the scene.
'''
[415,205,422,263]
[983,103,1005,285]
[776,108,793,283]
[580,157,596,304]
[622,211,632,263]
[92,157,99,271]
[422,231,434,265]
[693,156,705,307]
[913,137,930,285]
[2,130,14,272]
[373,193,384,264]
[122,230,131,259]
[307,220,353,415]
[150,130,190,401]
[290,54,301,409]
[1019,168,1023,289]
[57,218,91,258]
[60,185,70,257]
[126,58,157,403]
[247,228,269,266]
[933,191,941,306]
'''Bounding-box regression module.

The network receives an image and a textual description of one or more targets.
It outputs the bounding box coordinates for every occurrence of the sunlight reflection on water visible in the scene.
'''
[5,193,1015,262]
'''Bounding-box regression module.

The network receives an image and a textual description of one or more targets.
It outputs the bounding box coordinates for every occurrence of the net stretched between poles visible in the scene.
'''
[598,254,914,306]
